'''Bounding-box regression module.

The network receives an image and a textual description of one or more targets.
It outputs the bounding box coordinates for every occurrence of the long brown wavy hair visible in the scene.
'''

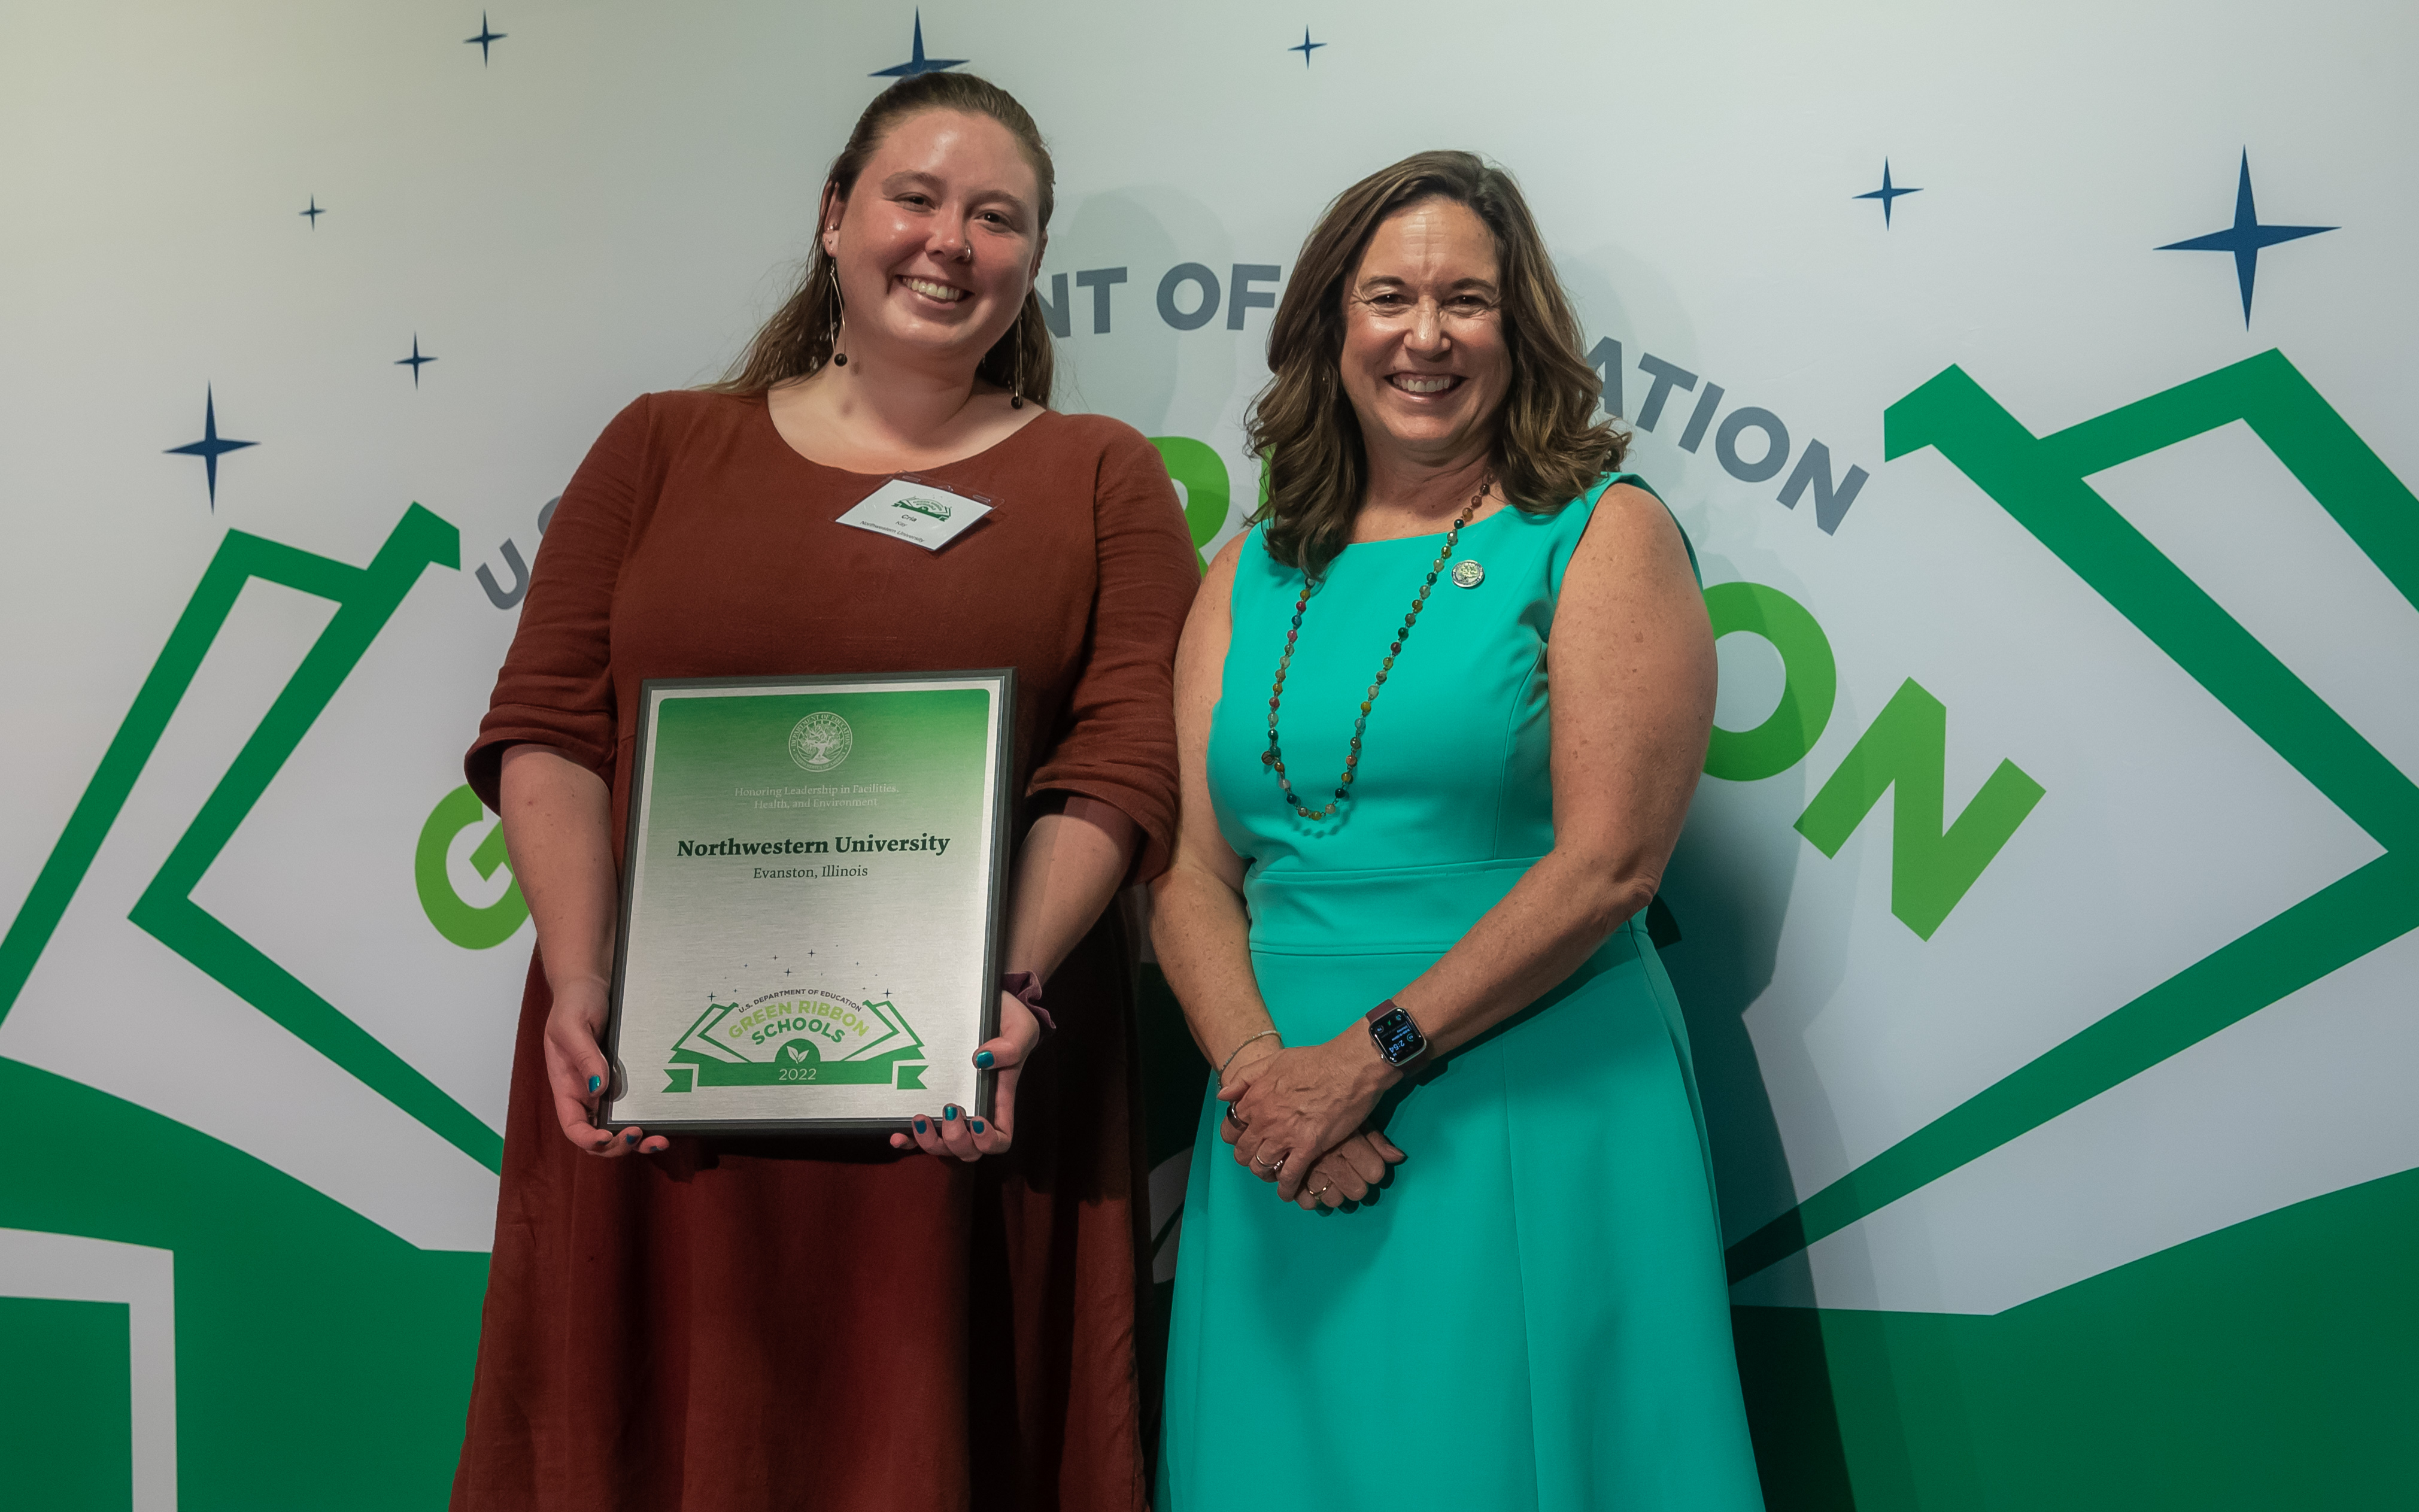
[710,73,1057,405]
[1247,151,1623,575]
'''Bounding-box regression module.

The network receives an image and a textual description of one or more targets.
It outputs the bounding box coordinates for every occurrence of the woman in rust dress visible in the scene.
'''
[450,74,1196,1511]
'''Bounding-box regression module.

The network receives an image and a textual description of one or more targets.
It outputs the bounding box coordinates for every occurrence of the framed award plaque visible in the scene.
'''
[599,669,1015,1134]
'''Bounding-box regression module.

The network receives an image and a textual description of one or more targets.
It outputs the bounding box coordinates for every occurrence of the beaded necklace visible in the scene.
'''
[1264,475,1493,819]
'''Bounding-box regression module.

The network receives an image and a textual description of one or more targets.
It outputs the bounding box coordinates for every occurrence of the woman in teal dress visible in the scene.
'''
[1152,151,1765,1510]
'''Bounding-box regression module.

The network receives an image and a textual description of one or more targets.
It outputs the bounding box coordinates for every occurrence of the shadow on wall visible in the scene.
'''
[1578,190,1889,1475]
[1654,529,1874,1507]
[1660,776,1866,1510]
[1047,187,1210,435]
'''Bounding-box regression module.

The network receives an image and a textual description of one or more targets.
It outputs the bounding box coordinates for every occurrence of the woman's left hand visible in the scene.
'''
[1294,1128,1407,1210]
[891,989,1040,1162]
[1221,1036,1398,1201]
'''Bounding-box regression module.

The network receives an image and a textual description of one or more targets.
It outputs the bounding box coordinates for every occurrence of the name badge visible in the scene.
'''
[835,476,994,552]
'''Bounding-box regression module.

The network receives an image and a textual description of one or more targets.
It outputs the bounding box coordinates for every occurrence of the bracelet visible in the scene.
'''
[1001,971,1055,1035]
[1219,1028,1280,1077]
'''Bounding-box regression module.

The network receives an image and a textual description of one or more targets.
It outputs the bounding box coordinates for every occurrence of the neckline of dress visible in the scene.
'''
[753,391,1057,479]
[1333,502,1523,554]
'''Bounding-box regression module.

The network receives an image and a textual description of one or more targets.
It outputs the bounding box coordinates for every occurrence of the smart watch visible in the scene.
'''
[1365,998,1428,1068]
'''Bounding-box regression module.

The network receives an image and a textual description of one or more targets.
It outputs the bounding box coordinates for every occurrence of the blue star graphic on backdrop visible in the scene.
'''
[1289,28,1325,66]
[872,11,965,77]
[466,13,505,65]
[396,335,437,386]
[2157,150,2335,327]
[1854,160,1921,227]
[300,196,324,227]
[164,387,257,509]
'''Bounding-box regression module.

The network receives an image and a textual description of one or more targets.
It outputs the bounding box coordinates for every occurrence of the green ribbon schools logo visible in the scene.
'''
[662,988,927,1091]
[893,494,952,521]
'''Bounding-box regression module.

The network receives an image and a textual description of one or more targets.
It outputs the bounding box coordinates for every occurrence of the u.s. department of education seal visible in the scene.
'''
[788,711,854,771]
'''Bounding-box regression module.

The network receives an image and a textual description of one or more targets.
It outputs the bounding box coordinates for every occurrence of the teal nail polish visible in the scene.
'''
[971,1119,985,1133]
[587,1075,601,1093]
[974,1050,994,1068]
[624,1131,639,1145]
[944,1105,959,1121]
[915,1118,928,1133]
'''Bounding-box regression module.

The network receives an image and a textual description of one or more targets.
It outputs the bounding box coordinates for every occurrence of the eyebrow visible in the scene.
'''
[1353,274,1500,294]
[878,169,1030,215]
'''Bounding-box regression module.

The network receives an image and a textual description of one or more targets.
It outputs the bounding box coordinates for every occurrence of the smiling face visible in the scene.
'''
[822,108,1043,379]
[1337,197,1511,471]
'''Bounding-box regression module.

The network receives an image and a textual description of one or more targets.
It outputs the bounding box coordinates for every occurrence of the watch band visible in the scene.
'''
[1001,971,1055,1034]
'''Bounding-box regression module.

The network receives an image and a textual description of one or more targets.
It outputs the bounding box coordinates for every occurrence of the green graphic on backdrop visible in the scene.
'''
[1702,581,2039,939]
[1150,435,1234,572]
[415,784,530,950]
[0,506,493,1509]
[0,504,501,1171]
[0,1056,489,1510]
[1726,348,2419,1286]
[1735,1162,2419,1510]
[1792,679,2047,940]
[1704,581,1838,782]
[0,1295,132,1511]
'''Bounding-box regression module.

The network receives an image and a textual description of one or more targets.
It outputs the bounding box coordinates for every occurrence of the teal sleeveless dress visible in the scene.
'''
[1158,476,1765,1511]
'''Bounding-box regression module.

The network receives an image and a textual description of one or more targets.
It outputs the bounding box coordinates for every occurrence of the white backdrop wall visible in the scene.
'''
[3,3,2414,1507]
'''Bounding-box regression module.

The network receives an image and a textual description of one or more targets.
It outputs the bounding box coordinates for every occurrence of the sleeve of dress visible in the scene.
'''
[462,394,652,813]
[1026,426,1199,883]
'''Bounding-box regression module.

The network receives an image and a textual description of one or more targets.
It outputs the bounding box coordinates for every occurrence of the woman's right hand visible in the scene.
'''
[1218,1039,1406,1206]
[543,976,667,1157]
[497,745,657,1158]
[1213,1033,1285,1152]
[1294,1128,1406,1210]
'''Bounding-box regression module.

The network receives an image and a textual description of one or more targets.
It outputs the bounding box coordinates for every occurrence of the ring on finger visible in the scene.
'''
[1255,1149,1287,1170]
[1225,1104,1246,1129]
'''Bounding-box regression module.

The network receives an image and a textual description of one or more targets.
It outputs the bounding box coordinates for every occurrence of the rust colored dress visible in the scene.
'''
[451,391,1197,1512]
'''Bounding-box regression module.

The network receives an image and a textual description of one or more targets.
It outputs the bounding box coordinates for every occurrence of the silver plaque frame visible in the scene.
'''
[599,669,1015,1135]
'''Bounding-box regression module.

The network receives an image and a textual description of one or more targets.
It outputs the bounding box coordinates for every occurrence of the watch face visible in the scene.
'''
[1371,1007,1426,1065]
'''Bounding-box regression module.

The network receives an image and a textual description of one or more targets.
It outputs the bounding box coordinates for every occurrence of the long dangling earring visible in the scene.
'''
[1009,330,1024,409]
[827,262,848,369]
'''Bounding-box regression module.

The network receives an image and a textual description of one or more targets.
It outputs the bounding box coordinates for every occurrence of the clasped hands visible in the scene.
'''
[1218,1034,1406,1209]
